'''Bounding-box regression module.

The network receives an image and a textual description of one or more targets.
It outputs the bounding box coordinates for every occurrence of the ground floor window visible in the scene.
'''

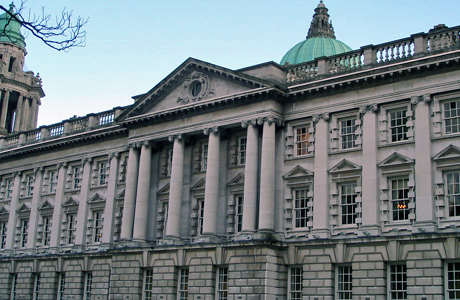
[216,267,228,300]
[178,267,189,300]
[288,267,303,300]
[143,269,154,300]
[389,264,407,300]
[337,265,352,299]
[447,262,460,299]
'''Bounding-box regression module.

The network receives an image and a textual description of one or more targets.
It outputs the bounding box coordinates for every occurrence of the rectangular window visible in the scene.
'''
[444,100,460,134]
[288,267,303,300]
[447,262,460,300]
[26,174,34,197]
[340,118,357,149]
[340,183,357,225]
[167,149,174,176]
[66,214,76,245]
[20,219,28,247]
[83,272,92,300]
[198,199,204,235]
[72,166,81,189]
[294,125,312,156]
[42,216,51,246]
[389,264,407,300]
[48,170,57,193]
[57,273,65,300]
[237,137,247,165]
[216,267,228,300]
[235,195,244,233]
[98,162,107,185]
[178,268,189,300]
[10,273,17,300]
[143,269,154,300]
[201,143,208,171]
[33,273,40,300]
[446,171,460,217]
[389,109,408,142]
[391,178,410,221]
[93,211,103,243]
[161,202,169,237]
[0,222,7,249]
[6,178,13,199]
[337,265,352,300]
[294,188,312,228]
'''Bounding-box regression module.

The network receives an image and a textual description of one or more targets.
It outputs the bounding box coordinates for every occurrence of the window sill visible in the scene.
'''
[329,147,362,155]
[432,132,460,141]
[285,154,315,161]
[378,140,414,149]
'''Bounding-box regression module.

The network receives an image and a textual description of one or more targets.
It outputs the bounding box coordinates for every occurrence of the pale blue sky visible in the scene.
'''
[18,0,460,126]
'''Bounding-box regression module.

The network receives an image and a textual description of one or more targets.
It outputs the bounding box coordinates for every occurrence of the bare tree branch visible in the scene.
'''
[0,1,87,51]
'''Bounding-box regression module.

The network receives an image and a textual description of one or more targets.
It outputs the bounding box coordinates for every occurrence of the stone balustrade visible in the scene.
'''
[0,107,125,151]
[286,25,460,84]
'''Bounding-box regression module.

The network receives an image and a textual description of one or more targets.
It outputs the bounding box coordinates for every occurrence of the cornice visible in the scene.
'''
[0,125,127,160]
[286,49,460,97]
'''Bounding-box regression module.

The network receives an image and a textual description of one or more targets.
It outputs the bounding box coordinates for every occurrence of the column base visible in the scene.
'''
[310,229,330,240]
[233,231,256,242]
[160,236,186,246]
[192,234,221,244]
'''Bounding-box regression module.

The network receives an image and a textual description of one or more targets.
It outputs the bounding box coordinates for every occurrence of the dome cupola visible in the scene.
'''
[280,1,352,65]
[0,3,26,48]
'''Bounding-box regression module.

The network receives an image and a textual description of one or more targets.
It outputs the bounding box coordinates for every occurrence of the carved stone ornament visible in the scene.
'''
[410,96,420,105]
[423,94,432,103]
[177,71,215,105]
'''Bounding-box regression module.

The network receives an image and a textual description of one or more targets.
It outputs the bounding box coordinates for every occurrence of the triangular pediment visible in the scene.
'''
[118,58,274,122]
[88,193,105,204]
[158,183,170,195]
[115,189,125,200]
[38,200,54,211]
[329,159,362,174]
[191,178,206,191]
[228,173,245,187]
[283,165,314,179]
[16,203,30,214]
[378,152,414,168]
[0,206,9,215]
[62,197,79,207]
[433,144,460,161]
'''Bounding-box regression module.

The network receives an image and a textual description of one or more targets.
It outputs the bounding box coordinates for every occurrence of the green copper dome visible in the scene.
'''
[281,37,352,65]
[280,1,352,65]
[0,3,26,48]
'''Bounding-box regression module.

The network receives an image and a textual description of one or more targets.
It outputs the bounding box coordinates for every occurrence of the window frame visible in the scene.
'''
[288,266,303,300]
[445,171,460,218]
[25,173,34,197]
[42,216,51,247]
[378,102,413,145]
[177,267,189,300]
[57,273,66,300]
[33,273,41,300]
[388,107,409,143]
[388,263,407,300]
[143,269,154,300]
[216,267,228,300]
[339,182,358,226]
[10,273,17,300]
[92,211,103,243]
[442,99,460,135]
[389,177,411,222]
[336,265,352,300]
[294,124,313,157]
[237,136,247,165]
[65,213,76,245]
[0,221,7,249]
[83,272,92,300]
[19,218,29,248]
[293,188,313,229]
[235,195,244,233]
[201,143,208,171]
[47,169,58,193]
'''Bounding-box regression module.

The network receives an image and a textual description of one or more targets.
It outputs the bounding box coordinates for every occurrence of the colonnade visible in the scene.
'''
[120,116,281,242]
[0,88,39,133]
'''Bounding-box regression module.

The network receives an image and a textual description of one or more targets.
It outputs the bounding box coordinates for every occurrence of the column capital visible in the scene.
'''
[422,94,432,103]
[168,134,183,142]
[241,119,257,129]
[109,152,120,161]
[257,116,283,126]
[83,157,93,164]
[127,142,141,150]
[34,166,44,175]
[410,96,420,105]
[312,113,330,123]
[359,104,379,115]
[13,171,23,178]
[140,140,154,147]
[203,127,219,136]
[58,162,68,170]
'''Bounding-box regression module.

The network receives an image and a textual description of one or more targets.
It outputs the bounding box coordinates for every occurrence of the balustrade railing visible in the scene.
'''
[0,107,124,151]
[285,25,460,84]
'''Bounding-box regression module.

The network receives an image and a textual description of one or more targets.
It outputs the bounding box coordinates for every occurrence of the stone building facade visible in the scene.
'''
[0,3,460,300]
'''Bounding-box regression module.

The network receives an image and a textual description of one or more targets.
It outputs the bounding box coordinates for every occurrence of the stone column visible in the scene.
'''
[312,114,330,237]
[20,97,30,131]
[133,141,152,241]
[413,95,435,231]
[49,163,68,249]
[165,134,185,239]
[202,127,220,236]
[26,167,44,249]
[120,144,140,240]
[5,171,22,250]
[360,105,379,234]
[13,93,23,132]
[0,90,9,130]
[31,98,39,129]
[258,117,277,233]
[75,158,93,246]
[102,152,120,244]
[242,119,259,233]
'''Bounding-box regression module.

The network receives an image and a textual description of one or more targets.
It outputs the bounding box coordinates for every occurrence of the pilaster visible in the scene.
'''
[5,171,22,250]
[26,167,44,249]
[312,113,330,238]
[74,158,93,247]
[49,163,68,250]
[13,93,23,132]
